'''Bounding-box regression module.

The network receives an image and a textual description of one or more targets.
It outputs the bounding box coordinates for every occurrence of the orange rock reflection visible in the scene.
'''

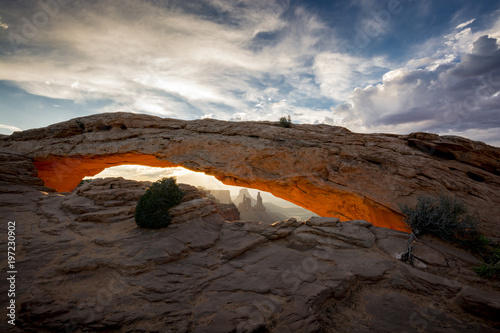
[33,154,408,232]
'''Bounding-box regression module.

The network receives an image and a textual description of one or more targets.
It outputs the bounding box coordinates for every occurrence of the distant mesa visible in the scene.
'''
[1,112,499,236]
[238,193,253,212]
[238,192,277,224]
[207,189,232,204]
[197,186,240,222]
[197,188,314,223]
[233,188,255,207]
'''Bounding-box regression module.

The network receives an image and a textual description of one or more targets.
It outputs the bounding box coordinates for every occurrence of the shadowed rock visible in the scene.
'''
[0,175,499,332]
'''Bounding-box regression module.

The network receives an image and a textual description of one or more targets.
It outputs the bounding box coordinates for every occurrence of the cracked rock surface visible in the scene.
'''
[0,171,499,332]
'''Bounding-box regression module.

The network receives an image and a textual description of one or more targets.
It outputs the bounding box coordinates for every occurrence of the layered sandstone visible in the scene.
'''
[1,112,499,235]
[0,176,498,332]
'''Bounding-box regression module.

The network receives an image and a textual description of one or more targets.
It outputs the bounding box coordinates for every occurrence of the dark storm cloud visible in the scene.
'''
[338,34,500,145]
[451,35,500,77]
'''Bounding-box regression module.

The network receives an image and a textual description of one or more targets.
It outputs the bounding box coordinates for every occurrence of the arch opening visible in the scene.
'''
[83,165,318,222]
[32,153,408,232]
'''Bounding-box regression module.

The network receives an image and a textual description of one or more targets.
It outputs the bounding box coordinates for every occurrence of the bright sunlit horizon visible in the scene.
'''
[84,165,300,208]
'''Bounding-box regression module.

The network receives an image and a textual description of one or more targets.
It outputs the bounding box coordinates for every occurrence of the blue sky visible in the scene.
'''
[1,0,500,146]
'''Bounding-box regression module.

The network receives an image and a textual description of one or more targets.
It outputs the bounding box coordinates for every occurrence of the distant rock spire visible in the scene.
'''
[255,192,266,211]
[238,194,252,212]
[234,188,255,207]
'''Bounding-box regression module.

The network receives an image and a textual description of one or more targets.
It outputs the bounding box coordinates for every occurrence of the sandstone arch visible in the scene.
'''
[2,112,500,235]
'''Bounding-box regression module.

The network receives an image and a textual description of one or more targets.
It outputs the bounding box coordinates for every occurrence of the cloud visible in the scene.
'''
[0,124,22,134]
[314,52,391,101]
[333,34,500,143]
[0,0,332,121]
[455,18,475,30]
[451,35,500,77]
[0,0,499,147]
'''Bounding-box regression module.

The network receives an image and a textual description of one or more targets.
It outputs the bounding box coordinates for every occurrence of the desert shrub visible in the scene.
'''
[76,118,85,130]
[279,115,292,128]
[400,194,500,279]
[474,262,500,279]
[78,179,93,186]
[135,177,184,229]
[465,234,491,256]
[473,242,500,279]
[399,194,480,246]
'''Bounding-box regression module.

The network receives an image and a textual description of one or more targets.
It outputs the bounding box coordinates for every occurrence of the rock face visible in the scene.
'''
[1,176,499,332]
[239,192,278,224]
[234,188,256,207]
[255,192,265,211]
[1,112,499,235]
[207,189,232,204]
[239,194,253,212]
[217,203,240,222]
[197,187,240,222]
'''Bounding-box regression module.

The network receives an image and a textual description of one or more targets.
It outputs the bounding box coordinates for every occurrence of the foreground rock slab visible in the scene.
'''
[0,177,499,332]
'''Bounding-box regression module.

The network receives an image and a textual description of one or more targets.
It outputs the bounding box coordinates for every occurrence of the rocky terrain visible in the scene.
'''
[238,192,277,224]
[1,112,499,234]
[1,113,499,332]
[197,188,240,222]
[0,157,499,331]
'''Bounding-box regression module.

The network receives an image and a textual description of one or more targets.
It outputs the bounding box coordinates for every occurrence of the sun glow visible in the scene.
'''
[85,165,299,207]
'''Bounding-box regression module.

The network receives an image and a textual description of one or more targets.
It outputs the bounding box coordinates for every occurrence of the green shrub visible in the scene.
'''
[135,177,184,229]
[78,178,93,186]
[474,260,500,279]
[400,194,500,279]
[399,194,480,246]
[466,234,491,256]
[473,242,500,279]
[76,118,85,130]
[279,115,292,128]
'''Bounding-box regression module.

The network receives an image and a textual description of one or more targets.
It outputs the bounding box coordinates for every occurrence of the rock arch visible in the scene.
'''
[2,112,500,235]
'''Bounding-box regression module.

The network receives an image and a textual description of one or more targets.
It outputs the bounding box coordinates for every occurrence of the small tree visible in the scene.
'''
[399,194,481,266]
[473,246,500,279]
[399,194,480,245]
[135,177,184,229]
[400,194,499,279]
[279,115,292,128]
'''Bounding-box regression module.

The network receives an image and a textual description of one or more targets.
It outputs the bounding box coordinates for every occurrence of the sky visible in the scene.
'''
[1,0,500,146]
